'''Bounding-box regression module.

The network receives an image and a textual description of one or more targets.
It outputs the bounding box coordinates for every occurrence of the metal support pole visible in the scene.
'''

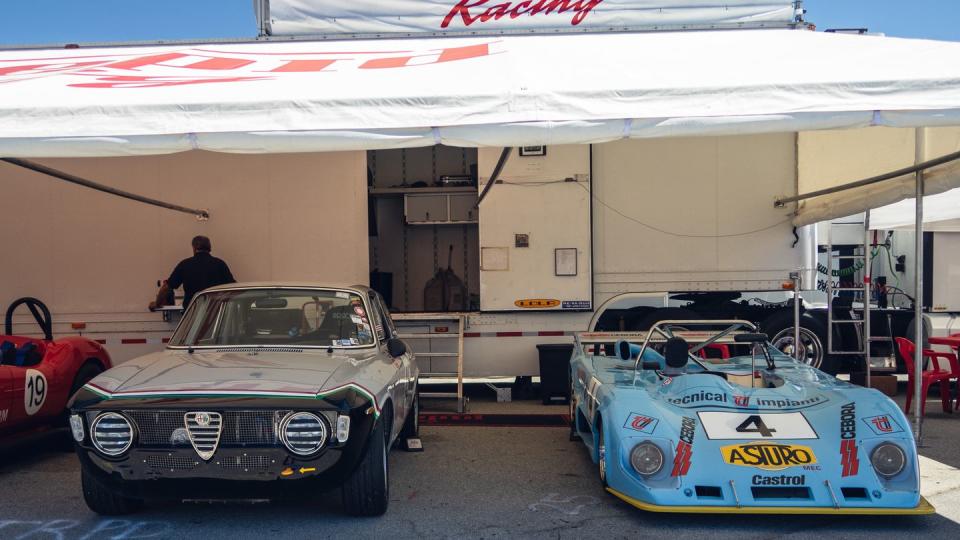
[864,210,872,389]
[791,271,802,362]
[913,129,925,443]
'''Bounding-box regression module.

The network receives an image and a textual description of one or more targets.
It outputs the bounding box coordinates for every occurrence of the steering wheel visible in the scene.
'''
[5,297,53,341]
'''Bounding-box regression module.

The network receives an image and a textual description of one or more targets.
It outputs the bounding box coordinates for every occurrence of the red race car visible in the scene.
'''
[1,297,112,437]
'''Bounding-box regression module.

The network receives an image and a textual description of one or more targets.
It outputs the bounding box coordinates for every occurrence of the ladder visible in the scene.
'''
[825,212,878,384]
[392,313,466,413]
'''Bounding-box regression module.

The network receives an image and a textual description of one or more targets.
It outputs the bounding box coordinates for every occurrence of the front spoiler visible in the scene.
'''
[607,488,936,515]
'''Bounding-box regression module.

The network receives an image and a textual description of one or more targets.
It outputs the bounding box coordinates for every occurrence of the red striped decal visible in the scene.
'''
[161,338,170,343]
[120,338,147,344]
[537,331,565,337]
[463,332,482,338]
[496,331,523,337]
[95,339,107,344]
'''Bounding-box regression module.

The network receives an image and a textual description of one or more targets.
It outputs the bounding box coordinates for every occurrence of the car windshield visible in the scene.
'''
[168,288,376,348]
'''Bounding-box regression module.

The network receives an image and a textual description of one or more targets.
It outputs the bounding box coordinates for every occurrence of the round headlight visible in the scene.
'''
[630,442,664,476]
[871,443,906,478]
[90,412,133,456]
[280,412,328,456]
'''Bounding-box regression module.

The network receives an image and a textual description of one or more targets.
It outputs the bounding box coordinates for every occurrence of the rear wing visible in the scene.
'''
[574,320,761,370]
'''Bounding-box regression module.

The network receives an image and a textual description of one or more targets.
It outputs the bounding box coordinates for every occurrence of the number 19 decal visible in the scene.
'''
[25,369,47,416]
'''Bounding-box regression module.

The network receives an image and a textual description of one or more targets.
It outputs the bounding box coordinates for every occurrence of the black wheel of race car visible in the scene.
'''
[399,388,419,443]
[597,416,608,488]
[763,311,837,374]
[81,468,143,515]
[342,414,390,516]
[568,380,580,442]
[69,362,103,400]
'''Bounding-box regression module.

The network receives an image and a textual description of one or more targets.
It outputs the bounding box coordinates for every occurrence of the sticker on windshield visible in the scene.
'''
[336,291,350,299]
[351,315,363,324]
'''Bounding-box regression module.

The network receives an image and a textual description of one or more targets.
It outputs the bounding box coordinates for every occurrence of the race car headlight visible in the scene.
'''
[280,412,328,456]
[90,412,134,456]
[629,442,664,476]
[871,443,906,478]
[69,414,85,442]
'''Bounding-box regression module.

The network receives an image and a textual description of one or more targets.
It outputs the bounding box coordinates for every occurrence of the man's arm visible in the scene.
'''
[149,261,184,310]
[221,260,236,284]
[149,281,172,311]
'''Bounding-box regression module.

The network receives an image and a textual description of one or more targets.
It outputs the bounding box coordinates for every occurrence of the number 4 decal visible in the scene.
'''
[24,369,47,416]
[735,415,777,437]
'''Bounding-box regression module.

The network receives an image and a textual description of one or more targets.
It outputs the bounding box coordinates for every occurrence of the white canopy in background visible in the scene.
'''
[870,187,960,232]
[1,29,960,158]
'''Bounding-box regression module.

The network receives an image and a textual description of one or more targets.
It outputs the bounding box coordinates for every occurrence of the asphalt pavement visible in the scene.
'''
[1,420,959,540]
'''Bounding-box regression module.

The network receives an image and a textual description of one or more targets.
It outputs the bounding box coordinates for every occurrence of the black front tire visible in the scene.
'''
[81,469,142,515]
[342,415,390,516]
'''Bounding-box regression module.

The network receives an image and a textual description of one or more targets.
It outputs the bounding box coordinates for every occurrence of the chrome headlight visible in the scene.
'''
[871,443,906,478]
[69,414,85,442]
[280,412,328,456]
[90,412,133,456]
[630,442,664,476]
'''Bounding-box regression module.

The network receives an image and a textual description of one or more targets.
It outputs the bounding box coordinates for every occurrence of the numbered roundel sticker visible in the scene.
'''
[24,369,48,416]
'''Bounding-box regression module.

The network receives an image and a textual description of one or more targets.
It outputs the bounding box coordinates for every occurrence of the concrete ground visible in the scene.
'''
[2,387,960,540]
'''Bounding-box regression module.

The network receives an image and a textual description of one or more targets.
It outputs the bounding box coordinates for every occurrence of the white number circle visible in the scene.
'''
[24,369,48,416]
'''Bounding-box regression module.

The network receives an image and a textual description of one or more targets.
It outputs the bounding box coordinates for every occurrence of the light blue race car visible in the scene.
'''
[569,320,934,515]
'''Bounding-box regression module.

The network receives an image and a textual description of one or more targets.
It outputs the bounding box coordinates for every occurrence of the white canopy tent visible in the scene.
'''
[1,29,960,159]
[871,187,960,231]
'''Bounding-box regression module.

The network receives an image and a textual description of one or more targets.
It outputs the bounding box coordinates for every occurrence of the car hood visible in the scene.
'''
[88,348,376,397]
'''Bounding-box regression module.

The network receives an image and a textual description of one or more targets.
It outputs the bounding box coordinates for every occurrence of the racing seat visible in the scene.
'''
[315,305,358,340]
[0,340,15,365]
[663,337,689,376]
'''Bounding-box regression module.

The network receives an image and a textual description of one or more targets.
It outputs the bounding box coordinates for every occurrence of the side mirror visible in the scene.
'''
[387,338,407,358]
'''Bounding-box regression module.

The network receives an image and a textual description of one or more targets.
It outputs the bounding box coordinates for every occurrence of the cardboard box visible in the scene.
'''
[850,372,898,397]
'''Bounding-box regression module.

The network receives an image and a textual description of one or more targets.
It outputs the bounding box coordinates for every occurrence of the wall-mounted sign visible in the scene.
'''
[261,1,801,37]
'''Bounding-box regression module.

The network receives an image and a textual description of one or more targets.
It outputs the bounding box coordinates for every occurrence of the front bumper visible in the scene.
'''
[78,445,359,500]
[607,487,935,515]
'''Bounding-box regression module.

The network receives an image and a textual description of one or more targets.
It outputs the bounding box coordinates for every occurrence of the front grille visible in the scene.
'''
[216,454,274,473]
[145,454,200,471]
[185,412,223,460]
[126,410,289,447]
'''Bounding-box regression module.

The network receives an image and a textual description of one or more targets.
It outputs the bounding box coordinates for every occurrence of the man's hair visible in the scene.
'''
[192,235,212,252]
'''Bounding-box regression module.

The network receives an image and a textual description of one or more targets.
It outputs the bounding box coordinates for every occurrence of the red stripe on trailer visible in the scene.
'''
[121,338,147,344]
[464,332,482,338]
[496,331,523,337]
[537,331,565,336]
[95,339,107,344]
[161,338,170,343]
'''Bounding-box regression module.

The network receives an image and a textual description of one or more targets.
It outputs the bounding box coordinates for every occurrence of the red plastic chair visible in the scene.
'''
[895,337,959,415]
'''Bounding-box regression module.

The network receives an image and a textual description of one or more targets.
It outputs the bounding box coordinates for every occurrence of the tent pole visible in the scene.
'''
[1,158,210,220]
[913,128,925,443]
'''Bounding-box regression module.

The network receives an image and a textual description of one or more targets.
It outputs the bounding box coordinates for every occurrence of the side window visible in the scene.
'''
[367,292,387,342]
[376,293,397,338]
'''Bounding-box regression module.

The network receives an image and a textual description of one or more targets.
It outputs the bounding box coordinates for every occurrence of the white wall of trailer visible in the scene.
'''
[0,151,368,363]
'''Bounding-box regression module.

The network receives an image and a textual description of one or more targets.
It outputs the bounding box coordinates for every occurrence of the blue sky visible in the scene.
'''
[0,1,956,45]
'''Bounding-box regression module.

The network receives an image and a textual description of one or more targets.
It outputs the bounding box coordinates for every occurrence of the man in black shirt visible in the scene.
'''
[149,236,235,310]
